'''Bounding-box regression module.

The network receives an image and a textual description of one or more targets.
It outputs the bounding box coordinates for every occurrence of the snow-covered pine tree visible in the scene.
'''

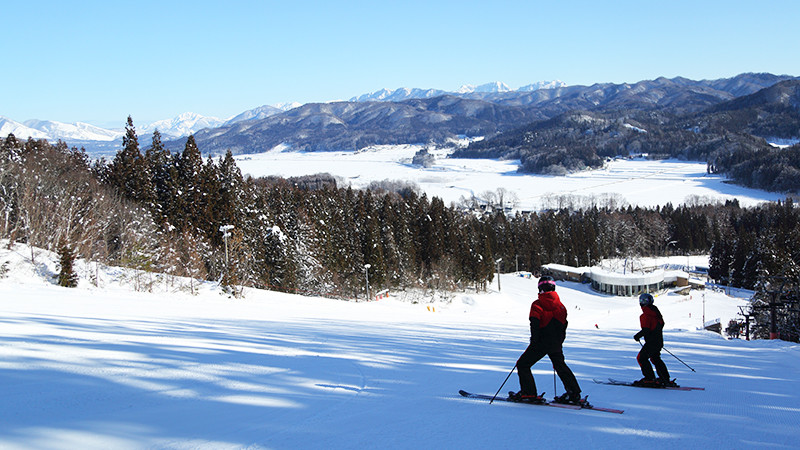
[107,117,155,207]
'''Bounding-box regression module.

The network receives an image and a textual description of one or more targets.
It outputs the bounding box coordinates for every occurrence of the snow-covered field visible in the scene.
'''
[235,145,786,210]
[2,242,798,449]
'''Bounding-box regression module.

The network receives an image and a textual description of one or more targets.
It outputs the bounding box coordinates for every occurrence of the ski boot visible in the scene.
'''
[508,390,547,404]
[632,377,661,388]
[553,392,592,408]
[658,378,680,388]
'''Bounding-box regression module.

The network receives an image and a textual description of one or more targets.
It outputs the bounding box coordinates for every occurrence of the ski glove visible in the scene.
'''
[633,330,644,341]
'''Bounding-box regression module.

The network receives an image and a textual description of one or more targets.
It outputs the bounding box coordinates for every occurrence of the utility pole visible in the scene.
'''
[496,258,502,292]
[702,292,706,328]
[364,264,371,301]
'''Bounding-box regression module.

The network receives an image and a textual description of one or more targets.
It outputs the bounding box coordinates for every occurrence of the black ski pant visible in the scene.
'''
[637,344,670,380]
[516,342,581,396]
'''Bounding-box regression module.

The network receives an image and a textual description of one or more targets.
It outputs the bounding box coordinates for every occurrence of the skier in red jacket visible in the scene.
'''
[633,293,677,387]
[511,276,584,405]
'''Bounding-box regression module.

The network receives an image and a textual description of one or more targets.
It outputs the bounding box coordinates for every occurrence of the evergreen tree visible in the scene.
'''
[378,195,402,285]
[216,150,244,227]
[176,135,205,231]
[107,117,155,206]
[144,130,171,223]
[359,191,385,290]
[56,242,79,288]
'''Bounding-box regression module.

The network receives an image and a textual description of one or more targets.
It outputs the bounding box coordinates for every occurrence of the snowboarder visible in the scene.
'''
[511,276,584,405]
[633,293,677,387]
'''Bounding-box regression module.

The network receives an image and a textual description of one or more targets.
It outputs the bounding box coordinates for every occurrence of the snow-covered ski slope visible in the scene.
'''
[1,243,798,449]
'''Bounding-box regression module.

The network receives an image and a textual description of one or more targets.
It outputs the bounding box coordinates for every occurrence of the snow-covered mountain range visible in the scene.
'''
[23,119,124,141]
[1,80,560,145]
[0,116,50,140]
[351,80,566,102]
[456,81,513,94]
[0,109,269,144]
[0,102,304,145]
[138,112,226,138]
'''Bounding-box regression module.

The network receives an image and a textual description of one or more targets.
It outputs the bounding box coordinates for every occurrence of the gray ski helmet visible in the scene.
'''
[639,293,654,306]
[538,275,556,292]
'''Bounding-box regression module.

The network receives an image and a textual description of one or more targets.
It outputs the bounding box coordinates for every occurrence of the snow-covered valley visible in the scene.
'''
[234,145,786,211]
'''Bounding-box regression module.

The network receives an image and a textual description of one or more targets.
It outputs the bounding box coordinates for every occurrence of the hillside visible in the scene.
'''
[696,79,800,137]
[172,73,798,156]
[453,80,800,191]
[1,242,798,448]
[173,97,539,154]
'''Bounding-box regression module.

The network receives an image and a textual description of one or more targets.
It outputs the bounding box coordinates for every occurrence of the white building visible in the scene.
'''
[542,263,690,297]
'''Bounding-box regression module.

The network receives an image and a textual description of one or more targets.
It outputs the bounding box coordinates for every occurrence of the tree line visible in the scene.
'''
[1,119,798,313]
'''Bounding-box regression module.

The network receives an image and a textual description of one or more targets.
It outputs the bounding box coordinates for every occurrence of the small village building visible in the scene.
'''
[539,263,589,283]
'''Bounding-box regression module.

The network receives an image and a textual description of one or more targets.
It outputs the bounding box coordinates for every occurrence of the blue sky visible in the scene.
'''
[2,0,798,128]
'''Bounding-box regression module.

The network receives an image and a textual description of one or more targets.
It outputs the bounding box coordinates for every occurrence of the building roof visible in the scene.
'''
[542,263,591,273]
[589,267,664,286]
[542,263,689,287]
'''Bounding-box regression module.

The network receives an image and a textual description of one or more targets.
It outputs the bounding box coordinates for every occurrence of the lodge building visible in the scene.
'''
[541,263,692,297]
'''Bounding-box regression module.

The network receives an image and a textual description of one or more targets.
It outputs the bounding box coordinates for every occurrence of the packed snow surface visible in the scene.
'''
[1,243,798,449]
[234,145,785,210]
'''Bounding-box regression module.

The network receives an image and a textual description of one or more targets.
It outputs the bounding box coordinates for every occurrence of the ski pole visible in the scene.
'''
[662,346,696,372]
[553,367,557,396]
[490,363,517,404]
[639,340,696,372]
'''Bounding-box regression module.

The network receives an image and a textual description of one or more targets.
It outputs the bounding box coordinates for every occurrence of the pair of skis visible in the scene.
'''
[593,378,705,391]
[460,378,704,414]
[458,390,624,414]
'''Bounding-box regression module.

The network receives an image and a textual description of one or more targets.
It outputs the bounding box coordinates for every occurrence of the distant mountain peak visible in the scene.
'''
[350,87,448,103]
[456,81,513,94]
[519,80,567,91]
[22,119,123,141]
[273,102,303,111]
[351,80,564,103]
[0,116,50,140]
[140,112,225,137]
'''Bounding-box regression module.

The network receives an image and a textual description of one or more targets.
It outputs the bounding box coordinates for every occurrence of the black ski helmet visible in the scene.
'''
[538,275,556,292]
[639,293,654,306]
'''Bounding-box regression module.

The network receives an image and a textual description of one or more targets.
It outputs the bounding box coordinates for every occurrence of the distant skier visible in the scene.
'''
[633,293,677,387]
[511,276,585,405]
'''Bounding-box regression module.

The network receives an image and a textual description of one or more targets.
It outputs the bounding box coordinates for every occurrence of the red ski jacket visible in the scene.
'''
[529,291,568,344]
[639,305,664,331]
[635,305,665,348]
